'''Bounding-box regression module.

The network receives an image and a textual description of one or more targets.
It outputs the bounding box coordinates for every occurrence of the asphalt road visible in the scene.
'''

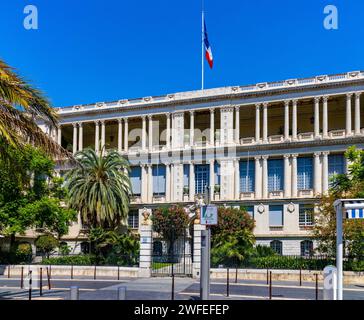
[0,276,363,300]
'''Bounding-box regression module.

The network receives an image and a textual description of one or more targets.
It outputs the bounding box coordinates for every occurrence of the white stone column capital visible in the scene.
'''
[255,103,261,110]
[147,114,153,120]
[117,118,122,124]
[209,107,215,114]
[323,95,329,103]
[254,156,262,161]
[314,152,321,158]
[322,151,330,156]
[355,92,362,98]
[262,155,269,160]
[283,154,291,159]
[124,118,129,123]
[314,96,321,103]
[346,92,354,99]
[284,100,290,106]
[72,122,78,128]
[291,153,299,158]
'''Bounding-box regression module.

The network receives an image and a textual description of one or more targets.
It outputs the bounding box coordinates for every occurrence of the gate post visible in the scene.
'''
[192,222,206,278]
[138,208,153,278]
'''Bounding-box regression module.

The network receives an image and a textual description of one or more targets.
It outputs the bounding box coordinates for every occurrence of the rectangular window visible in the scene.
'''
[299,204,314,227]
[195,164,210,194]
[183,164,189,187]
[130,167,141,196]
[268,159,283,192]
[328,154,345,183]
[153,165,166,195]
[240,160,255,193]
[245,206,254,219]
[127,210,139,229]
[297,157,313,190]
[269,205,283,227]
[214,162,221,186]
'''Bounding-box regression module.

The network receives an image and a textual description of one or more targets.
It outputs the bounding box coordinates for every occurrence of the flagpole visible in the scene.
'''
[201,2,204,91]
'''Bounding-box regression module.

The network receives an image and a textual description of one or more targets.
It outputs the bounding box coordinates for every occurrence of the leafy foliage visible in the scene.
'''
[35,234,59,258]
[65,148,131,228]
[211,207,255,267]
[313,146,364,259]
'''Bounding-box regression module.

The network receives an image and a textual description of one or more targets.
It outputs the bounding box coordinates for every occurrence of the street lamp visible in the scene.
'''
[333,198,364,300]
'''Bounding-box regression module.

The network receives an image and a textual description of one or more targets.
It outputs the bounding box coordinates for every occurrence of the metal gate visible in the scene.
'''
[151,228,193,277]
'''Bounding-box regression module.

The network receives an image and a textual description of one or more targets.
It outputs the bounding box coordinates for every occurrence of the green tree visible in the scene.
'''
[211,207,255,267]
[313,146,364,259]
[65,148,131,228]
[35,234,59,258]
[0,59,69,158]
[152,206,190,256]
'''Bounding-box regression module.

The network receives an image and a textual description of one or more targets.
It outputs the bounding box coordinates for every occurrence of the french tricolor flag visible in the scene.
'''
[203,18,213,69]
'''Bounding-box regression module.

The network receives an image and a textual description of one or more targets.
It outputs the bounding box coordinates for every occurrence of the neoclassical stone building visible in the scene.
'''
[37,70,364,256]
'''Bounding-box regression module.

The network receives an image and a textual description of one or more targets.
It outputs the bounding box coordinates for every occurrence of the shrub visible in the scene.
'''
[35,234,59,258]
[15,242,33,263]
[41,254,96,265]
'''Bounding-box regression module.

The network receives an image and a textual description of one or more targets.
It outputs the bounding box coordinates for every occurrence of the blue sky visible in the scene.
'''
[1,0,362,107]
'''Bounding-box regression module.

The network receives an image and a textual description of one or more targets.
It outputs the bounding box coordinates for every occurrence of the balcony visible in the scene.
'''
[268,135,284,143]
[240,192,254,200]
[298,189,314,198]
[130,195,142,204]
[240,137,255,145]
[329,129,346,139]
[269,190,283,199]
[298,132,314,141]
[152,195,166,203]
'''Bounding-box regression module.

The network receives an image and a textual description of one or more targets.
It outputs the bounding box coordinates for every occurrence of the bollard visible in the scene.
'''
[117,266,120,281]
[39,268,43,296]
[7,265,10,278]
[28,270,32,301]
[118,287,127,300]
[71,265,73,279]
[70,286,79,300]
[171,273,175,301]
[20,267,24,289]
[235,267,238,284]
[226,268,230,297]
[49,265,52,279]
[46,267,51,290]
[269,271,272,300]
[266,269,269,285]
[299,268,302,286]
[94,265,97,280]
[315,274,319,300]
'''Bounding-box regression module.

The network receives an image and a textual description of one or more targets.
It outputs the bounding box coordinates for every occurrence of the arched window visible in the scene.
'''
[270,240,283,255]
[80,242,90,254]
[300,240,313,257]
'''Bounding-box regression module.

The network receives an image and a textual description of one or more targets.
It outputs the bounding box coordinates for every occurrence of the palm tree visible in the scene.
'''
[0,59,69,158]
[65,148,132,228]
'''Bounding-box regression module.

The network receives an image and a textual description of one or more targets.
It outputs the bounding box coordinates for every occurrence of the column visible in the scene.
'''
[57,126,62,145]
[141,165,147,203]
[284,100,290,140]
[101,120,106,153]
[262,156,268,199]
[284,154,291,198]
[166,113,171,149]
[142,116,147,150]
[234,159,240,199]
[235,106,240,144]
[322,151,329,194]
[118,119,123,153]
[291,154,298,198]
[72,123,78,154]
[346,93,353,136]
[255,104,260,143]
[210,108,215,146]
[94,121,100,153]
[166,163,170,202]
[190,111,194,147]
[147,164,153,203]
[263,103,268,142]
[209,159,215,201]
[355,92,361,135]
[322,96,329,138]
[124,118,129,152]
[292,100,298,140]
[78,123,83,151]
[314,152,322,195]
[254,157,262,199]
[314,97,320,139]
[189,162,195,201]
[148,115,153,152]
[138,207,153,277]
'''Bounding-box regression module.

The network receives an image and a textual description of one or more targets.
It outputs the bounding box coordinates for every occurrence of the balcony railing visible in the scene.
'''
[298,189,314,198]
[240,192,254,200]
[298,132,314,141]
[268,135,284,143]
[329,129,346,139]
[269,190,283,198]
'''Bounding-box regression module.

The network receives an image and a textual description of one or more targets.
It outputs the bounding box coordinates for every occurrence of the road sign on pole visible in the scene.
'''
[334,198,364,300]
[200,205,218,225]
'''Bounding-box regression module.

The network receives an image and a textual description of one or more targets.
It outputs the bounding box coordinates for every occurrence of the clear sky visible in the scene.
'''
[1,0,363,107]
